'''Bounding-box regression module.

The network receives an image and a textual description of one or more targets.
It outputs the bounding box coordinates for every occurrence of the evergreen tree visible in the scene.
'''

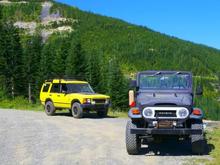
[39,42,54,81]
[23,34,42,96]
[107,57,128,109]
[87,53,101,92]
[0,18,6,97]
[65,39,88,80]
[0,22,24,97]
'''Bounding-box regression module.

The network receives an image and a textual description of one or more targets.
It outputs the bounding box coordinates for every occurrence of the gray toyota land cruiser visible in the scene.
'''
[126,71,205,155]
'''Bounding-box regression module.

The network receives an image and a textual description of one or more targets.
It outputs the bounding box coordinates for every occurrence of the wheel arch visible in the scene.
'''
[45,98,53,104]
[71,99,81,106]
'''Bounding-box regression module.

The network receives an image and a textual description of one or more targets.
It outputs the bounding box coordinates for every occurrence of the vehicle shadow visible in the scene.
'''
[139,139,214,156]
[54,111,118,119]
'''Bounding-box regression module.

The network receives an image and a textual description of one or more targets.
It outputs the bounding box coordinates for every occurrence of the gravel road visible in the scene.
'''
[0,109,214,165]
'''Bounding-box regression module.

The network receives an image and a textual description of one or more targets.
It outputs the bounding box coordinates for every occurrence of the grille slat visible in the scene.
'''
[93,99,106,104]
[155,110,177,117]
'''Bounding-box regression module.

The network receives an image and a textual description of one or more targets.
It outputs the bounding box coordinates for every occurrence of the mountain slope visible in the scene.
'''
[1,0,220,75]
[50,1,220,76]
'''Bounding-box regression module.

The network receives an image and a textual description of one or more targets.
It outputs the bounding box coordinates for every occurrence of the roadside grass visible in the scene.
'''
[0,97,43,111]
[108,108,128,118]
[0,97,128,118]
[204,128,220,165]
[185,128,220,165]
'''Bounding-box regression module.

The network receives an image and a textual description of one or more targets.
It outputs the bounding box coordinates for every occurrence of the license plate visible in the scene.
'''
[157,121,173,128]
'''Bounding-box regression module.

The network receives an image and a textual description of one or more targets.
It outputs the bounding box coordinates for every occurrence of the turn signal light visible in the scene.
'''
[130,101,136,107]
[132,109,140,115]
[193,108,202,115]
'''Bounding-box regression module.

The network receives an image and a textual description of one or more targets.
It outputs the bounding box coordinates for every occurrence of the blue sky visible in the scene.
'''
[56,0,220,50]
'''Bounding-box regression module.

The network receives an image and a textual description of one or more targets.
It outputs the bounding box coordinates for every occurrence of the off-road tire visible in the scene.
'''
[71,102,83,119]
[45,101,55,116]
[191,120,205,154]
[97,109,108,118]
[126,120,141,155]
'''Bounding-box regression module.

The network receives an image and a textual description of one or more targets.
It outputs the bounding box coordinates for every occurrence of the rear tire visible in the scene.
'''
[97,109,108,118]
[45,101,55,116]
[71,102,83,119]
[191,121,205,154]
[126,120,141,155]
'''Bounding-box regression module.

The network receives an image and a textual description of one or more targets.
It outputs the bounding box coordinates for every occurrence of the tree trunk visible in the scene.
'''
[28,83,31,103]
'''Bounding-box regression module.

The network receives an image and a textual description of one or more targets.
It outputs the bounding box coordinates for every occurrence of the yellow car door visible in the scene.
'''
[58,83,71,108]
[49,83,62,107]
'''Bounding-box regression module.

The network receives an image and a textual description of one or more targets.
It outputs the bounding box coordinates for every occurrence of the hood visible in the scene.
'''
[68,93,110,99]
[137,92,192,106]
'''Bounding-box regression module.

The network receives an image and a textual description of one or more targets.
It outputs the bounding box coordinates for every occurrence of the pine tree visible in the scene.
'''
[87,53,101,92]
[107,57,128,109]
[65,39,88,80]
[0,18,6,97]
[39,41,54,81]
[0,22,24,97]
[23,34,42,96]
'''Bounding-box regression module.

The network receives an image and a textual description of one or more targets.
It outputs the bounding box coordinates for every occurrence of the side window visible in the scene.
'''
[50,83,60,93]
[42,83,50,92]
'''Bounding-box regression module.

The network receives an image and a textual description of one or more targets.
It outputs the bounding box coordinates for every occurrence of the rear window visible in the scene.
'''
[42,84,50,92]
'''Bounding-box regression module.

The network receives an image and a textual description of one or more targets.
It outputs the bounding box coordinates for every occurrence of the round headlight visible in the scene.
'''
[86,98,91,104]
[178,109,189,118]
[143,108,153,118]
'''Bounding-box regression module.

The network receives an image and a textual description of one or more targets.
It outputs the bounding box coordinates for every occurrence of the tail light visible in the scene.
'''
[130,101,136,107]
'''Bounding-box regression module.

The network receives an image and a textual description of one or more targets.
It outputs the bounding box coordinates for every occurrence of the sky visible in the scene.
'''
[56,0,220,50]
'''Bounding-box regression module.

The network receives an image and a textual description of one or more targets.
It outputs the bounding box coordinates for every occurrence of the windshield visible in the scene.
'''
[62,83,95,93]
[139,73,191,90]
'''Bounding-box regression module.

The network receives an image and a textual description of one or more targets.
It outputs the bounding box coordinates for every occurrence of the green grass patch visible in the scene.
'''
[0,97,128,118]
[0,97,43,111]
[108,108,128,118]
[185,127,220,165]
[205,128,220,165]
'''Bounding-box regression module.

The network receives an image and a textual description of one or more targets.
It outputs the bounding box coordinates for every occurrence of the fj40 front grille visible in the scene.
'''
[155,110,177,118]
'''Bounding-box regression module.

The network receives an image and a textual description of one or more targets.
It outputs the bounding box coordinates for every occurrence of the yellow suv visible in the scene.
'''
[40,79,110,118]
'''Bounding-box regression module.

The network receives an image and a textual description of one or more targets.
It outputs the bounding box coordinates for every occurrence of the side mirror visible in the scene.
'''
[130,80,137,88]
[196,85,203,96]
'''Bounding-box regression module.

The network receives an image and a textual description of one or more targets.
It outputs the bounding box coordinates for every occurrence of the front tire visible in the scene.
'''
[45,101,55,116]
[126,120,141,155]
[71,102,83,119]
[191,121,205,154]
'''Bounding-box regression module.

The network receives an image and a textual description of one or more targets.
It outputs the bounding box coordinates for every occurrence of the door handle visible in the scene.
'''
[57,95,60,97]
[49,94,52,96]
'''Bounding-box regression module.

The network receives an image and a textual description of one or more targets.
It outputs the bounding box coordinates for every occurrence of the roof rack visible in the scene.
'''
[44,75,87,83]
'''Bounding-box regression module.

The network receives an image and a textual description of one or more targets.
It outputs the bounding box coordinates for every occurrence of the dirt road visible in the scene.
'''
[0,109,213,165]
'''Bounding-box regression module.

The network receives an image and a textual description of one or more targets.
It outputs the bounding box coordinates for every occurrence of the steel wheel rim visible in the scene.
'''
[73,107,78,115]
[46,105,51,113]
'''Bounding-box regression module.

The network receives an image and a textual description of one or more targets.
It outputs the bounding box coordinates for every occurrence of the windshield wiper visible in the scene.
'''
[149,71,161,76]
[173,71,181,75]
